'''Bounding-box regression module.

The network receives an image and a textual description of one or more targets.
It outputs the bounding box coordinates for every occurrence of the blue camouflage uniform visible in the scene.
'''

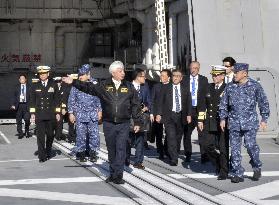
[68,65,102,155]
[219,63,270,178]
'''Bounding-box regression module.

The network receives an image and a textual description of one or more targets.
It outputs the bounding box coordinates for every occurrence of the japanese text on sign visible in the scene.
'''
[1,54,41,63]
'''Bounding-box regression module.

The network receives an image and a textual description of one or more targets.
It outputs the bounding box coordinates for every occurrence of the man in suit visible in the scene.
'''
[29,66,61,163]
[11,74,31,139]
[53,77,75,142]
[60,78,76,143]
[223,56,236,84]
[156,69,192,166]
[150,69,171,160]
[126,68,151,169]
[183,61,209,163]
[54,77,65,141]
[198,65,229,180]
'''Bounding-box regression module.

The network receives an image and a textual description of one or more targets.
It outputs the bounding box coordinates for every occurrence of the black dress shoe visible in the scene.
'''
[113,177,125,184]
[252,169,261,181]
[231,176,244,183]
[159,154,165,160]
[184,155,191,162]
[89,151,98,163]
[18,134,24,139]
[169,161,178,166]
[25,132,32,138]
[39,158,47,163]
[105,176,114,183]
[79,152,87,162]
[217,175,228,180]
[125,159,130,167]
[133,163,145,170]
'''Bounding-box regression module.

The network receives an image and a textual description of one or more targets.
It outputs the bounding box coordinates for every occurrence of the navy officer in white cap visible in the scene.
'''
[29,66,61,163]
[198,65,229,180]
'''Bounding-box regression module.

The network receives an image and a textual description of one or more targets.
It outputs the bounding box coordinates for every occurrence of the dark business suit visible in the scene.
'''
[12,83,31,137]
[183,74,209,160]
[150,82,167,157]
[126,82,151,165]
[55,83,69,141]
[157,82,192,164]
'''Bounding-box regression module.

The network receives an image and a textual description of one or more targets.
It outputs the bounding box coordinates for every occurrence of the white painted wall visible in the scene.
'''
[190,0,279,76]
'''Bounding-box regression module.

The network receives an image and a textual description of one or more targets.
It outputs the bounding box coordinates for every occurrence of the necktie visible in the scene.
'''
[43,82,46,87]
[174,86,180,112]
[215,84,219,90]
[21,85,25,102]
[191,77,196,106]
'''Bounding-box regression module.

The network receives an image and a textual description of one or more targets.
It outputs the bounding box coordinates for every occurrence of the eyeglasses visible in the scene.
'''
[224,65,231,68]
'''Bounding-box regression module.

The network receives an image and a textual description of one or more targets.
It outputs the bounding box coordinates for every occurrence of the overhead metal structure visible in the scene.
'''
[155,0,169,70]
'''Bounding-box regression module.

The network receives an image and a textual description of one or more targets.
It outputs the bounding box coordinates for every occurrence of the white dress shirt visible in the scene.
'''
[225,72,234,84]
[112,78,121,90]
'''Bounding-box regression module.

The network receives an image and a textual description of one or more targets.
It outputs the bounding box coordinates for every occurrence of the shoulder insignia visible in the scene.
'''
[35,89,42,92]
[121,88,128,93]
[106,86,114,92]
[32,78,39,83]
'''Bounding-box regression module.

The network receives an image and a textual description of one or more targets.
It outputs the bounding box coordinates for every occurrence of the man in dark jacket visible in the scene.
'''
[29,66,61,163]
[126,68,151,170]
[11,74,31,139]
[150,69,171,159]
[156,69,192,166]
[198,65,229,180]
[62,61,142,184]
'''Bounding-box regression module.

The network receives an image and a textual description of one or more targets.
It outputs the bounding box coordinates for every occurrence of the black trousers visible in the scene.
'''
[36,119,55,160]
[152,121,165,155]
[64,113,76,142]
[16,103,30,135]
[103,121,130,178]
[183,107,204,157]
[55,114,63,140]
[202,129,229,176]
[68,121,76,142]
[164,112,183,163]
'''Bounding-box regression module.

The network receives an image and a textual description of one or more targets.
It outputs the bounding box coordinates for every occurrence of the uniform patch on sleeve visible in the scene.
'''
[35,89,42,92]
[106,86,114,92]
[121,88,128,93]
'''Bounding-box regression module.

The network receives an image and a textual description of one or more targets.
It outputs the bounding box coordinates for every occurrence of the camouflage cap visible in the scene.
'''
[234,63,249,72]
[78,64,91,75]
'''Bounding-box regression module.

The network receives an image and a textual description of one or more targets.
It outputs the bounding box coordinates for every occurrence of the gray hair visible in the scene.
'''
[109,61,124,74]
